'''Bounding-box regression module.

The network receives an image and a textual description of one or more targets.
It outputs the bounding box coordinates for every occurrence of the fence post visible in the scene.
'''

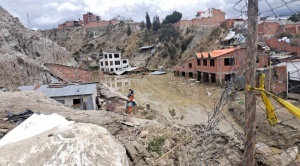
[244,0,258,165]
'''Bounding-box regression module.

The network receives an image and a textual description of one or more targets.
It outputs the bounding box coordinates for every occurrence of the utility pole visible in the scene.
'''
[244,0,258,165]
[27,13,30,29]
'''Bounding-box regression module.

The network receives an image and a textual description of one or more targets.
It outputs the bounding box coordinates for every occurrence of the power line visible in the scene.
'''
[2,0,35,29]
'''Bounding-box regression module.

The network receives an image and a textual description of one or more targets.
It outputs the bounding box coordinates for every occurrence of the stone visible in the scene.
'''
[139,130,149,138]
[0,115,128,166]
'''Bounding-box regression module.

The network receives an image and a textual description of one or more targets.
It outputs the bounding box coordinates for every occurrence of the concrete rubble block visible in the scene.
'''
[125,143,138,161]
[276,146,298,166]
[256,143,280,165]
[139,130,149,138]
[0,114,128,166]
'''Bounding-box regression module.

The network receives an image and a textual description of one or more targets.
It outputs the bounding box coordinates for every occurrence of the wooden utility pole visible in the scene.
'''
[244,0,258,165]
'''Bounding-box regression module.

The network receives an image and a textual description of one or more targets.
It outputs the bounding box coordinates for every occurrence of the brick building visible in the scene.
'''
[258,22,300,37]
[83,12,101,25]
[173,48,269,85]
[58,20,83,29]
[265,38,300,58]
[174,8,225,27]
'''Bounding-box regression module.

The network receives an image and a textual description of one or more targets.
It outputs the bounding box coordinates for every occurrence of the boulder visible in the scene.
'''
[0,114,128,166]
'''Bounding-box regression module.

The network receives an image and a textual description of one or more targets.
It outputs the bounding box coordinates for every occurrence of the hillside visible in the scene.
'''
[0,6,77,90]
[43,23,227,70]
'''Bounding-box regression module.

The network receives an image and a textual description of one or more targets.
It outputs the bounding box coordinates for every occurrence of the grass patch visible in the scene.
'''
[147,136,166,156]
[145,114,156,120]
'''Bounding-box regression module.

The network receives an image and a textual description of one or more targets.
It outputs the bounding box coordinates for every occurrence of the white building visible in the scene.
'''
[99,49,129,72]
[195,9,213,19]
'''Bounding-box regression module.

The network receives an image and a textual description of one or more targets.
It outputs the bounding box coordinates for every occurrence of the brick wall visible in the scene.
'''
[265,38,300,58]
[174,8,225,27]
[173,20,192,27]
[85,21,110,28]
[44,64,93,83]
[258,22,280,36]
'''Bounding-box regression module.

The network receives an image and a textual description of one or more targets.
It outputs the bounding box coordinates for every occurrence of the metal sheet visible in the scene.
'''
[37,84,96,97]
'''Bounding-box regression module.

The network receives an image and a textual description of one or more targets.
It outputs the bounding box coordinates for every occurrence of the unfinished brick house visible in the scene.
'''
[58,20,83,29]
[173,8,225,27]
[173,48,269,85]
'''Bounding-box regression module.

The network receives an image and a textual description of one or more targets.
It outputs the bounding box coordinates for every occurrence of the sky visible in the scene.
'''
[0,0,299,30]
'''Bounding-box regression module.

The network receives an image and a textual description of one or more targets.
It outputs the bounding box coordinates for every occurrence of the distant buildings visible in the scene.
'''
[83,12,101,25]
[58,20,83,29]
[174,8,225,27]
[56,11,136,30]
[99,49,129,72]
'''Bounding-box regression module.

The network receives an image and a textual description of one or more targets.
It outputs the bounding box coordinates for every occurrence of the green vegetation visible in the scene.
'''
[159,24,180,43]
[139,21,146,30]
[126,24,132,36]
[276,32,293,39]
[168,108,176,118]
[17,57,24,64]
[290,40,300,47]
[162,11,182,24]
[145,114,156,120]
[152,15,161,32]
[288,12,300,22]
[181,36,194,52]
[146,12,152,30]
[147,136,166,156]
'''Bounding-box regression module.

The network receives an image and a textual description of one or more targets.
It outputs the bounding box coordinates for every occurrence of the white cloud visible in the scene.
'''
[0,0,299,29]
[57,2,81,11]
[42,2,59,8]
[34,15,62,25]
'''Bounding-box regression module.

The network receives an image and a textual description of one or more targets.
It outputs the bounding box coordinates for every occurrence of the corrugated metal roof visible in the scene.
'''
[114,67,140,75]
[18,86,34,91]
[104,49,120,54]
[37,84,96,97]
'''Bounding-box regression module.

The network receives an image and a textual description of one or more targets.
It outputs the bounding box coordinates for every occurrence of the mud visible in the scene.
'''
[104,73,222,125]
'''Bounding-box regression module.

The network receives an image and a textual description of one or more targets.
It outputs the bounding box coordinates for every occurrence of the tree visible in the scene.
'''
[146,12,152,30]
[139,21,146,29]
[288,12,300,22]
[152,15,161,32]
[162,11,182,24]
[159,24,180,43]
[126,24,132,36]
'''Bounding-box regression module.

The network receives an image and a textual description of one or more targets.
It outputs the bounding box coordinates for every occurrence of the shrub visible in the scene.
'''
[147,136,166,156]
[276,32,293,39]
[17,57,24,64]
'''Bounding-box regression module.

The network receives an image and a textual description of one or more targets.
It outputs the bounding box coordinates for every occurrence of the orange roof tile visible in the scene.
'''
[209,48,236,58]
[196,53,202,58]
[202,52,209,58]
[195,48,239,59]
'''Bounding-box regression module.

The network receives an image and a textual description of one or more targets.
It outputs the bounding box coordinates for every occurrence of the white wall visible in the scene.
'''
[52,92,97,109]
[99,51,129,72]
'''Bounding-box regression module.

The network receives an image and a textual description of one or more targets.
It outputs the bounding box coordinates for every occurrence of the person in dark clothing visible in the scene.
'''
[128,88,134,99]
[96,95,101,109]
